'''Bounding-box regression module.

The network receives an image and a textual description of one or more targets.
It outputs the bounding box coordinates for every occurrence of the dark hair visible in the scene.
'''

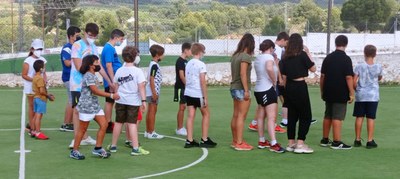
[122,46,138,63]
[259,39,275,52]
[181,42,192,53]
[149,44,165,57]
[79,55,99,74]
[283,33,303,59]
[276,32,289,41]
[67,26,81,39]
[233,33,255,56]
[28,47,34,57]
[364,45,377,58]
[191,43,205,56]
[335,35,348,47]
[110,29,125,39]
[85,23,99,35]
[33,60,44,72]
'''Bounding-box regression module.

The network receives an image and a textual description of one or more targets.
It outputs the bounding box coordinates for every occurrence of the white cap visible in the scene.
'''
[31,39,44,50]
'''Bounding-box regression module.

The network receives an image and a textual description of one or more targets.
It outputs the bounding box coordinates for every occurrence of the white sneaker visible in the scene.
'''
[69,139,75,149]
[81,136,97,145]
[176,128,187,136]
[144,131,148,138]
[286,143,296,152]
[147,131,164,139]
[294,144,314,154]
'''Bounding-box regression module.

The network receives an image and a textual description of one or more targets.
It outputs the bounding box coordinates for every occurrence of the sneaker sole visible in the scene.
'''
[330,146,352,150]
[92,152,111,158]
[257,145,271,149]
[70,155,85,160]
[131,152,149,156]
[269,149,285,153]
[320,143,331,147]
[248,127,257,131]
[199,144,217,148]
[366,146,377,149]
[286,148,295,152]
[294,150,313,154]
[234,147,253,151]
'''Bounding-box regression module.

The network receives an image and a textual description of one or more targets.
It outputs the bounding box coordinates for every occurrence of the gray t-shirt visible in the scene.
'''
[77,72,101,114]
[354,62,382,102]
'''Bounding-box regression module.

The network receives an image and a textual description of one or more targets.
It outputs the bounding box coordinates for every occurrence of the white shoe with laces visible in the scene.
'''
[81,136,97,145]
[147,131,164,139]
[286,143,296,152]
[294,144,314,154]
[176,128,187,136]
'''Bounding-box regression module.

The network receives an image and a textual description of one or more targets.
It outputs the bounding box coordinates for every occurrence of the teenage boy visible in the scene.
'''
[60,26,81,132]
[145,44,165,139]
[184,43,217,148]
[174,42,192,136]
[320,35,354,150]
[68,22,114,148]
[101,29,125,133]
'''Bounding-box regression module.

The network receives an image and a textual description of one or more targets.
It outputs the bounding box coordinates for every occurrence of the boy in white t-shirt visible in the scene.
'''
[184,43,217,148]
[107,46,149,155]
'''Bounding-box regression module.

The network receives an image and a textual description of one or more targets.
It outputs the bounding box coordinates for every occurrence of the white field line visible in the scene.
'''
[18,93,26,179]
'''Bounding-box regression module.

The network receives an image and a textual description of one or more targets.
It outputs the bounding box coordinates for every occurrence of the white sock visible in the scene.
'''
[281,119,288,124]
[271,140,277,146]
[259,137,265,142]
[252,120,257,125]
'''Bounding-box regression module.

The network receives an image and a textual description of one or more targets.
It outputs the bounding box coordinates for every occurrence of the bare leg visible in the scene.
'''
[322,118,332,138]
[367,118,374,141]
[128,123,139,148]
[235,99,251,144]
[63,103,73,125]
[231,100,239,143]
[186,106,196,141]
[111,122,124,146]
[177,103,186,129]
[27,96,34,129]
[94,115,108,148]
[355,117,363,140]
[146,103,158,133]
[104,102,114,123]
[266,103,278,142]
[200,106,210,140]
[332,120,342,141]
[256,106,265,139]
[73,121,90,150]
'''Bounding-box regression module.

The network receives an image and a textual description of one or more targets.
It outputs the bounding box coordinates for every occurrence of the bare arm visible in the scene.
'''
[89,85,119,100]
[266,60,276,87]
[21,63,32,81]
[240,62,250,100]
[282,75,287,87]
[63,60,71,67]
[98,64,113,90]
[320,74,325,99]
[106,63,115,85]
[200,72,208,107]
[353,74,358,90]
[179,70,186,85]
[346,75,355,103]
[138,82,147,112]
[73,58,82,71]
[150,76,158,101]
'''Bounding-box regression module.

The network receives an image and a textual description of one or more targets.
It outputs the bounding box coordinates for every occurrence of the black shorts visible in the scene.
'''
[185,96,204,108]
[115,103,139,124]
[353,102,378,119]
[71,91,81,108]
[105,87,114,103]
[174,87,187,104]
[254,87,278,107]
[324,102,347,121]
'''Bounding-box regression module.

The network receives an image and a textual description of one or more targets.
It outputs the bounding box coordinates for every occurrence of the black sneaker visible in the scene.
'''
[320,138,332,147]
[366,140,378,149]
[26,123,31,130]
[59,124,67,131]
[354,140,362,147]
[65,124,74,132]
[199,137,217,148]
[184,139,199,148]
[330,141,352,150]
[311,119,318,125]
[279,122,287,128]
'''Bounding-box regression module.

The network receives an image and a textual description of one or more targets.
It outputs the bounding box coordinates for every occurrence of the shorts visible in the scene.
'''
[324,102,347,121]
[104,87,114,103]
[174,87,187,104]
[64,81,72,104]
[254,87,278,107]
[146,96,159,105]
[186,96,205,108]
[353,102,378,119]
[79,109,105,122]
[115,103,139,124]
[230,89,250,101]
[71,91,81,108]
[33,98,47,114]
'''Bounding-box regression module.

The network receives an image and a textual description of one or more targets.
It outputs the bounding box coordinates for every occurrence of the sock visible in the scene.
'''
[271,140,277,146]
[259,137,265,143]
[94,147,102,150]
[252,120,257,125]
[133,147,139,151]
[281,119,288,124]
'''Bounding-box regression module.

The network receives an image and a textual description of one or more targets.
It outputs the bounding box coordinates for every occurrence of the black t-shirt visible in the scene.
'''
[175,57,187,88]
[321,50,354,103]
[280,51,314,80]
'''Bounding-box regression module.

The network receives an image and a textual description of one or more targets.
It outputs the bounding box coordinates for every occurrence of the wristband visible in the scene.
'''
[110,93,113,99]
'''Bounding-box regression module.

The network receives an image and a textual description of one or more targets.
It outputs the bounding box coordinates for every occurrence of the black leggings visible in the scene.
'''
[284,80,312,141]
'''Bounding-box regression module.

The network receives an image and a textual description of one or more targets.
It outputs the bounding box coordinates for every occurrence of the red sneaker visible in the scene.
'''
[231,141,237,148]
[258,140,271,149]
[234,141,253,151]
[269,143,285,153]
[248,122,258,131]
[275,125,287,133]
[35,132,49,140]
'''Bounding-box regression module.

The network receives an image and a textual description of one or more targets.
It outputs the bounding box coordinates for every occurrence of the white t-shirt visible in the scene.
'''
[254,54,278,92]
[184,59,207,98]
[274,44,284,60]
[114,65,146,106]
[23,56,47,94]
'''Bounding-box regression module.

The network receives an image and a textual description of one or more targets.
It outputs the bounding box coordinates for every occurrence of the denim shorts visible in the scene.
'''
[230,89,250,101]
[34,98,47,114]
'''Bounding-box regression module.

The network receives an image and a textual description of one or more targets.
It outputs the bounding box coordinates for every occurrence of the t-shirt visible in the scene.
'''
[254,54,278,92]
[354,62,382,102]
[61,43,72,82]
[274,44,284,60]
[321,50,354,103]
[32,74,47,102]
[184,59,207,98]
[175,57,187,89]
[114,65,146,106]
[230,52,252,90]
[77,73,101,114]
[146,61,162,96]
[70,39,98,92]
[101,43,122,88]
[280,51,314,80]
[23,56,47,94]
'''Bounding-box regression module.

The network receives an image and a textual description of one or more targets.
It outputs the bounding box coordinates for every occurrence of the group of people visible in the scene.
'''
[21,22,382,160]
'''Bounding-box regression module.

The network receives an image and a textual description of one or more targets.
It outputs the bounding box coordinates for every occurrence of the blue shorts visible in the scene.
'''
[353,102,378,119]
[34,98,47,114]
[230,89,250,101]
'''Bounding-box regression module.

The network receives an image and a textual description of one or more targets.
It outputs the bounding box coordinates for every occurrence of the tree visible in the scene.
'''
[262,16,285,35]
[341,0,392,32]
[293,0,326,33]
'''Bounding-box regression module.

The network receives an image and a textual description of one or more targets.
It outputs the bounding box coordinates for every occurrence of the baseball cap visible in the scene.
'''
[31,39,44,50]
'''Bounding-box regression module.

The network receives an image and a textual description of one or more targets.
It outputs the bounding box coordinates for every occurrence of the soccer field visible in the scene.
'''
[1,86,400,179]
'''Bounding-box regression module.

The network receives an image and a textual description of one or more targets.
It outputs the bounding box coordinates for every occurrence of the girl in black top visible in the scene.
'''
[280,33,316,154]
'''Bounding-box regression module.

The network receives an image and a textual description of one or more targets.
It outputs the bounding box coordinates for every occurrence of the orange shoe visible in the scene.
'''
[258,140,271,149]
[35,132,49,140]
[231,141,237,148]
[275,125,286,133]
[248,122,258,131]
[234,141,253,151]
